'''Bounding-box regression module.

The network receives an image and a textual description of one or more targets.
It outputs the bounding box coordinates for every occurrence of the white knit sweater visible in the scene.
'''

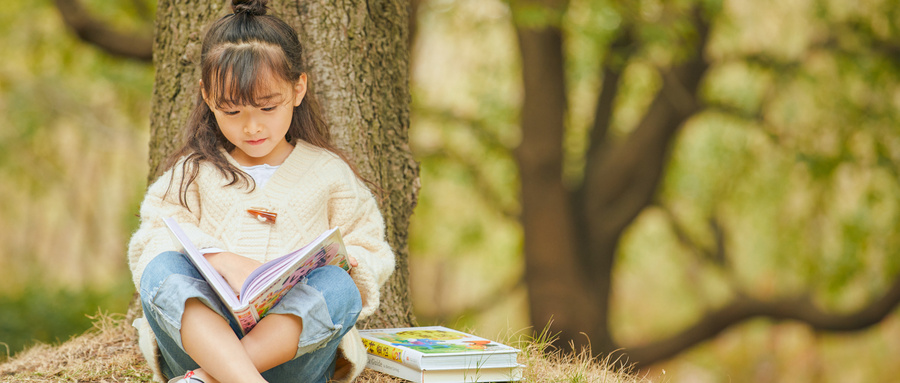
[127,140,395,382]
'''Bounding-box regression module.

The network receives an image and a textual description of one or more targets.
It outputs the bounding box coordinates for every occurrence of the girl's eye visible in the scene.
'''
[223,110,240,116]
[262,106,277,112]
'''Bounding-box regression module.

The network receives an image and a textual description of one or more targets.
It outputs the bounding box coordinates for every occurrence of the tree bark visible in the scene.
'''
[140,0,418,328]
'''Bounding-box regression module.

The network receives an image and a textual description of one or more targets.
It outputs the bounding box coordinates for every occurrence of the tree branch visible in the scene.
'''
[657,204,729,270]
[581,26,635,189]
[54,0,153,62]
[561,6,715,354]
[582,7,711,245]
[622,275,900,367]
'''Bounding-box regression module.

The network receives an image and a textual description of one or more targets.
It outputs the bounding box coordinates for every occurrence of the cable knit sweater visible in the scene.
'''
[127,140,395,382]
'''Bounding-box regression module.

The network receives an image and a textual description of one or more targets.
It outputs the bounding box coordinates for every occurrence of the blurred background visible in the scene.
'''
[3,0,900,382]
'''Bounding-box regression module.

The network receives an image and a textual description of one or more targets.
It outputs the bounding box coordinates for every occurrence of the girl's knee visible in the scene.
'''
[310,266,361,300]
[306,266,362,323]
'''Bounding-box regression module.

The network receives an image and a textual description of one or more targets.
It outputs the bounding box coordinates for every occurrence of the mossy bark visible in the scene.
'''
[141,0,418,328]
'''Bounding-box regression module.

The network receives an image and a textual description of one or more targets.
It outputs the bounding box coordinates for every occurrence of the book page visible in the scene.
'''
[163,217,240,308]
[242,229,349,315]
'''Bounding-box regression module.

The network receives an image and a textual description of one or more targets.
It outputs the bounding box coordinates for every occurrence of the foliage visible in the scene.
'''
[408,0,526,332]
[0,0,152,357]
[616,0,900,336]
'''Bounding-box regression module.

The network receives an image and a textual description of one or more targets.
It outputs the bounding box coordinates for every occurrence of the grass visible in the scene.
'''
[0,316,654,383]
[0,312,152,382]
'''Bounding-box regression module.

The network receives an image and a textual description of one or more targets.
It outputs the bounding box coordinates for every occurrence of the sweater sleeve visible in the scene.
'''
[328,166,396,320]
[126,163,227,291]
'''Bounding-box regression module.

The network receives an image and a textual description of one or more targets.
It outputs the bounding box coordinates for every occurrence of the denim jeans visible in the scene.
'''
[139,251,362,383]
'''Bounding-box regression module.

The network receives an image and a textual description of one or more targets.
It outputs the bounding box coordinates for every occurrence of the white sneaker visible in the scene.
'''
[167,371,206,383]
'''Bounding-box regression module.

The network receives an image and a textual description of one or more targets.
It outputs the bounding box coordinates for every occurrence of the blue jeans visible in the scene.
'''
[139,251,362,383]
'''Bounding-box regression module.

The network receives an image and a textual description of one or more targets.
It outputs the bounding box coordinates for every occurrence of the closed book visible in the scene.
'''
[360,326,520,370]
[367,354,524,383]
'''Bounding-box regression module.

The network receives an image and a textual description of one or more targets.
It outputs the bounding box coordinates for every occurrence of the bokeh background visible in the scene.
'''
[3,0,900,382]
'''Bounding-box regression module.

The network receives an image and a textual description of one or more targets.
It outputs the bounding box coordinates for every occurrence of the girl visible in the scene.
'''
[127,1,395,382]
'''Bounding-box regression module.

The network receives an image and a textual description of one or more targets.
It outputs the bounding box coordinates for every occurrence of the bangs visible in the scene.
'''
[203,42,294,108]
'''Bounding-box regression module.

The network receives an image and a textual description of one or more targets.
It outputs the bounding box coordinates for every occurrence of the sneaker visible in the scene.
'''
[167,371,206,383]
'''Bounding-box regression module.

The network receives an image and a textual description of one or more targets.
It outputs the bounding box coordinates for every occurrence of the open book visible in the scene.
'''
[162,217,351,335]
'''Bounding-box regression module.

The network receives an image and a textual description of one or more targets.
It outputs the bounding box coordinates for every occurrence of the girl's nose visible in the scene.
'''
[244,117,263,135]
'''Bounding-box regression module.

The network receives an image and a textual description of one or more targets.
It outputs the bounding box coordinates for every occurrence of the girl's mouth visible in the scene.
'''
[247,138,267,145]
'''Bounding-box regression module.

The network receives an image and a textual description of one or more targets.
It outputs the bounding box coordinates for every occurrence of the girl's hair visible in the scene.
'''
[164,0,368,207]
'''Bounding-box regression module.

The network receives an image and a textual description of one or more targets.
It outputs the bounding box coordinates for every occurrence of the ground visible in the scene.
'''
[0,312,648,383]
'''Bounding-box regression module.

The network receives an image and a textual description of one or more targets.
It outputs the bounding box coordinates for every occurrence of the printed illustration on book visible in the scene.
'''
[254,242,348,318]
[366,328,511,355]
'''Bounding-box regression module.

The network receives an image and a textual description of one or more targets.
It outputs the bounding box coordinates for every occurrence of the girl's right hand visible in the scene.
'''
[204,251,263,295]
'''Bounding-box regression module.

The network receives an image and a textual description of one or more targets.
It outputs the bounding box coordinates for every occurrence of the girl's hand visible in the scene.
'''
[348,255,358,268]
[204,251,263,295]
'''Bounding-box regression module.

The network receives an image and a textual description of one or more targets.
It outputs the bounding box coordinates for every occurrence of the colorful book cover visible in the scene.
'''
[163,217,350,335]
[360,326,520,370]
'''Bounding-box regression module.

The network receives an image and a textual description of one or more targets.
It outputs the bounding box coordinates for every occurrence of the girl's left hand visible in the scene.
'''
[348,255,358,269]
[204,251,263,294]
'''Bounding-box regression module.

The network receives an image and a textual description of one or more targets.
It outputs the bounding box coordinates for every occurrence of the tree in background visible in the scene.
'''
[56,0,420,329]
[509,0,900,366]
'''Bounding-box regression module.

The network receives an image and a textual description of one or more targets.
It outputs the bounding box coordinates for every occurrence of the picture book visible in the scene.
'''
[162,217,351,335]
[366,354,524,383]
[359,326,520,371]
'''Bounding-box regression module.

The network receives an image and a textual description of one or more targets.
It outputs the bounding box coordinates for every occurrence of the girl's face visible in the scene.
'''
[203,73,307,167]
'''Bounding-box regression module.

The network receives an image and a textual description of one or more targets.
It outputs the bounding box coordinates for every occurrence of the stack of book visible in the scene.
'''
[360,326,523,383]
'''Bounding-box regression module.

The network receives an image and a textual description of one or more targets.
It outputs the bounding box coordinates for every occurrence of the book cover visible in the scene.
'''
[360,326,520,371]
[162,217,351,335]
[366,354,524,383]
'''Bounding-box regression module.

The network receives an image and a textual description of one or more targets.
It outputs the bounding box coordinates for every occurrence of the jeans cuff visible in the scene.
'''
[268,281,341,358]
[146,274,229,350]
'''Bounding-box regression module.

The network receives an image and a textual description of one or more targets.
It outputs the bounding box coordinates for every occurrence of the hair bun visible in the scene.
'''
[232,0,268,16]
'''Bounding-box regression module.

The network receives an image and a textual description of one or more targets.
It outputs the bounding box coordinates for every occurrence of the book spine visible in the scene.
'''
[233,305,259,336]
[365,355,421,383]
[361,338,423,369]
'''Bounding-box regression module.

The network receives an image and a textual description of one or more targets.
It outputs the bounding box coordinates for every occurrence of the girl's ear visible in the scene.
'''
[200,80,213,109]
[293,73,308,107]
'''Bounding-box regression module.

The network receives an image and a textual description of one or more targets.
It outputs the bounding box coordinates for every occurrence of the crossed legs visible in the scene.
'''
[181,299,302,383]
[139,252,361,383]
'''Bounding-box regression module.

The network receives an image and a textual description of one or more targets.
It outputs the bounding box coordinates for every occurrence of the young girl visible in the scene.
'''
[127,1,395,382]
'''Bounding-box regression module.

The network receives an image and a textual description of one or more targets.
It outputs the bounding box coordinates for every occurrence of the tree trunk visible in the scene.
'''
[514,20,608,352]
[136,0,418,328]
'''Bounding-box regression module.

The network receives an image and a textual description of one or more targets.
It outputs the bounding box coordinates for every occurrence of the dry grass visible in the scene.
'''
[515,329,656,383]
[0,317,651,383]
[0,312,153,382]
